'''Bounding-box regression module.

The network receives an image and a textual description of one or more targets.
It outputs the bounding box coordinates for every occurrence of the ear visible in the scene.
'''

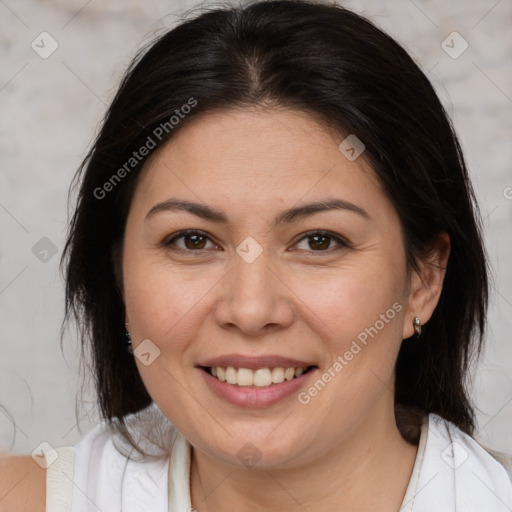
[402,232,450,339]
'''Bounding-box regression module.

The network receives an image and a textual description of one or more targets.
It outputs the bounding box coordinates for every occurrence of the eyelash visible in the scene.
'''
[163,229,350,255]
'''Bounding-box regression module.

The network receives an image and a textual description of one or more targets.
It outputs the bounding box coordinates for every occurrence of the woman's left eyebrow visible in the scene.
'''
[144,197,370,226]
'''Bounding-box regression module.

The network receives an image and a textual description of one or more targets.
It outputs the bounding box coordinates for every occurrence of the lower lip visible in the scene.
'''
[198,367,317,407]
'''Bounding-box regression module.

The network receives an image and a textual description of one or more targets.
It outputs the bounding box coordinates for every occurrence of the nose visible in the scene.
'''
[213,248,294,337]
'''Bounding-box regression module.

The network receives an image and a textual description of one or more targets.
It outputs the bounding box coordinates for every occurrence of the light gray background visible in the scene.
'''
[1,0,511,455]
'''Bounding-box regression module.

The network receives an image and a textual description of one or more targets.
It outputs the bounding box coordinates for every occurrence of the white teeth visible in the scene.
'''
[237,368,253,386]
[284,367,295,381]
[225,366,237,384]
[209,366,310,387]
[271,367,285,384]
[253,368,272,387]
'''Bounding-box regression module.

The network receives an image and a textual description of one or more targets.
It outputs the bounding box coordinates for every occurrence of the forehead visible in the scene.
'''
[131,108,386,220]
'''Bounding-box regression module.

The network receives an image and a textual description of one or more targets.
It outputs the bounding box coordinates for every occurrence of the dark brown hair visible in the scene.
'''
[61,0,489,455]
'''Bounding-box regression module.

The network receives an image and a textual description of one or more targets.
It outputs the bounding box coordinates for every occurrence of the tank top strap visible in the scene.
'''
[46,446,75,512]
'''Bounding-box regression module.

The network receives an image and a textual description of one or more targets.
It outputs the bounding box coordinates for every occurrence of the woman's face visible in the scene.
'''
[122,108,433,468]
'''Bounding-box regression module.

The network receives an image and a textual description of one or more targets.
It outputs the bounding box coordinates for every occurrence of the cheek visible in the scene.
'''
[292,258,406,402]
[124,244,407,350]
[123,249,220,354]
[290,263,406,423]
[122,256,214,411]
[292,255,406,346]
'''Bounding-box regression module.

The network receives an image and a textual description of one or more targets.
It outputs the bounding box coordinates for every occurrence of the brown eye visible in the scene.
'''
[294,231,348,252]
[165,230,217,251]
[164,229,348,255]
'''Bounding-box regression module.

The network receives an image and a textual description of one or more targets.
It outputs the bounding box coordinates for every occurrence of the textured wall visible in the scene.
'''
[1,0,511,455]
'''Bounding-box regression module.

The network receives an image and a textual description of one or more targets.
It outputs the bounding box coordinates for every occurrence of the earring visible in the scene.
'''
[125,323,133,355]
[413,317,422,338]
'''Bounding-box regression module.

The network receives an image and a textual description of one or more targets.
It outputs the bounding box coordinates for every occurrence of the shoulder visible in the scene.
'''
[68,420,174,511]
[416,413,512,510]
[428,413,512,481]
[483,446,512,477]
[0,454,46,512]
[0,425,117,512]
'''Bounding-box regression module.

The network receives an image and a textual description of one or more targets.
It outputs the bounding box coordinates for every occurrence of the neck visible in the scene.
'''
[189,403,419,512]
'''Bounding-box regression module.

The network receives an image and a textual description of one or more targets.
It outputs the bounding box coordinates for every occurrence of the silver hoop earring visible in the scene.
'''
[413,317,422,338]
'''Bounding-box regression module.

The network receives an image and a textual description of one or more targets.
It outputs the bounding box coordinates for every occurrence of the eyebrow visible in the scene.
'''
[144,197,370,226]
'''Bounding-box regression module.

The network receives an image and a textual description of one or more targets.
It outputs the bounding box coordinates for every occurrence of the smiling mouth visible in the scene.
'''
[200,365,317,388]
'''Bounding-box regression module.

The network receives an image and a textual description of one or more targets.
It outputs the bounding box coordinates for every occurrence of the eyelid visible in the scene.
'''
[292,230,350,252]
[163,229,350,253]
[164,229,219,251]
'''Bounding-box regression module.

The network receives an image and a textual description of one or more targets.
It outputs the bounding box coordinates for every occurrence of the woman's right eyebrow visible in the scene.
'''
[144,197,370,226]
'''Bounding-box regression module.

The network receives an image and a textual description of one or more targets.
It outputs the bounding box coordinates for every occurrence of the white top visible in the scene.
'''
[46,413,512,511]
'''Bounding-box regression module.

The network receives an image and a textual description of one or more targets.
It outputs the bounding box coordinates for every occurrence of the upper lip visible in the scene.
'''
[198,354,317,370]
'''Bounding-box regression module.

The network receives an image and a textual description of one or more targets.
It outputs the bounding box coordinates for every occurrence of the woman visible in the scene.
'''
[2,0,511,510]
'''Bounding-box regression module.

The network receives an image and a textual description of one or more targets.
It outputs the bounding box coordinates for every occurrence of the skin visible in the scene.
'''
[0,455,46,511]
[122,107,450,512]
